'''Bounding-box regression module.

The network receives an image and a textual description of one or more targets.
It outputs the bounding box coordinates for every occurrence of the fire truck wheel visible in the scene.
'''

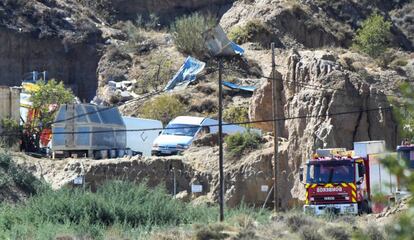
[358,200,372,214]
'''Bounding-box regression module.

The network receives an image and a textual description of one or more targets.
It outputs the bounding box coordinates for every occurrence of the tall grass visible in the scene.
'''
[0,180,270,239]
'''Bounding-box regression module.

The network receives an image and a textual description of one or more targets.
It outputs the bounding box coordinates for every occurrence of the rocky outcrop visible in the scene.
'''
[220,0,413,50]
[0,28,101,101]
[0,1,103,101]
[250,50,398,200]
[15,139,287,208]
[220,0,339,48]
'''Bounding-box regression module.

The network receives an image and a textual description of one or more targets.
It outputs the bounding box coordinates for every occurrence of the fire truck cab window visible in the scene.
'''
[358,163,365,179]
[306,161,354,184]
[398,150,414,169]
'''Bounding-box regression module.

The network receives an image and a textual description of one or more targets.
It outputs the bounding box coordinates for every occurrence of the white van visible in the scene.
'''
[151,116,248,156]
[123,117,163,157]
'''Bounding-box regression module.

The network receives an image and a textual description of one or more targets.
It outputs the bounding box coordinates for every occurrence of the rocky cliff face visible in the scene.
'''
[250,50,399,200]
[220,0,413,50]
[220,0,340,48]
[0,0,103,100]
[0,28,101,101]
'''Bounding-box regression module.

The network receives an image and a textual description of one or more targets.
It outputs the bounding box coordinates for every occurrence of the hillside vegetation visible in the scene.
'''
[0,152,270,239]
[0,0,414,239]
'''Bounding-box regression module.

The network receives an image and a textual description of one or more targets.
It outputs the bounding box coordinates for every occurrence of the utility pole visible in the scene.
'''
[218,59,225,221]
[271,42,280,212]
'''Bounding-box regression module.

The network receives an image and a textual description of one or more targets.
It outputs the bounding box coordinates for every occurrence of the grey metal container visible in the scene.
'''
[52,104,126,152]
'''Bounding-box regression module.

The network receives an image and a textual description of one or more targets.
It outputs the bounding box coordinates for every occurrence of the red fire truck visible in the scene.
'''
[300,141,400,215]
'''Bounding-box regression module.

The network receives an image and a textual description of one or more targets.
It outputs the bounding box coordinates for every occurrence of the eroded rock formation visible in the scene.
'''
[250,50,398,200]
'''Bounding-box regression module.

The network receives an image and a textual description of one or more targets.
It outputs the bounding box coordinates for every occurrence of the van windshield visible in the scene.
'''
[163,124,200,137]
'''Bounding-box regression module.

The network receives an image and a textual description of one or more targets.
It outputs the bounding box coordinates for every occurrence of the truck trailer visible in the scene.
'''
[301,140,399,215]
[51,104,130,159]
[123,116,163,157]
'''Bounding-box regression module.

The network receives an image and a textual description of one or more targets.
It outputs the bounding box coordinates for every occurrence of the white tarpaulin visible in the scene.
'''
[203,25,245,57]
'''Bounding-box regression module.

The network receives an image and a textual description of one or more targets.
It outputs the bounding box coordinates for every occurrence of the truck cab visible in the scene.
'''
[302,153,366,215]
[395,143,414,197]
[397,144,414,169]
[302,141,400,215]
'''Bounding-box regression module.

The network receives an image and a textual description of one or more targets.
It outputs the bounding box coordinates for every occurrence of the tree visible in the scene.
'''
[353,13,392,58]
[391,82,414,141]
[29,79,75,130]
[375,83,414,239]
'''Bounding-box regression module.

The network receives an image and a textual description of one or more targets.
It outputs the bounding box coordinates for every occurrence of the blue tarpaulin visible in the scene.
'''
[164,56,206,91]
[230,42,245,56]
[223,81,256,92]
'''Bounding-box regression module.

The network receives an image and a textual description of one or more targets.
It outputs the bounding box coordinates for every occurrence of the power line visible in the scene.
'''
[50,90,164,125]
[47,69,219,126]
[22,65,399,132]
[0,106,392,136]
[40,65,394,127]
[223,67,408,108]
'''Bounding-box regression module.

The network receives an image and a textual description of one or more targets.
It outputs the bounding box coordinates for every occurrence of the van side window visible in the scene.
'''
[196,126,210,138]
[202,126,210,134]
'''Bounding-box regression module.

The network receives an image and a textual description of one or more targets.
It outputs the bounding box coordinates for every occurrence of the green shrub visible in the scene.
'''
[139,94,186,125]
[285,212,313,232]
[223,106,249,126]
[354,223,385,240]
[225,131,261,158]
[0,118,20,148]
[194,223,228,240]
[122,21,146,52]
[352,13,392,58]
[228,20,270,45]
[299,225,324,240]
[0,152,44,194]
[390,57,409,68]
[0,174,11,189]
[171,13,217,57]
[0,151,11,170]
[323,225,350,240]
